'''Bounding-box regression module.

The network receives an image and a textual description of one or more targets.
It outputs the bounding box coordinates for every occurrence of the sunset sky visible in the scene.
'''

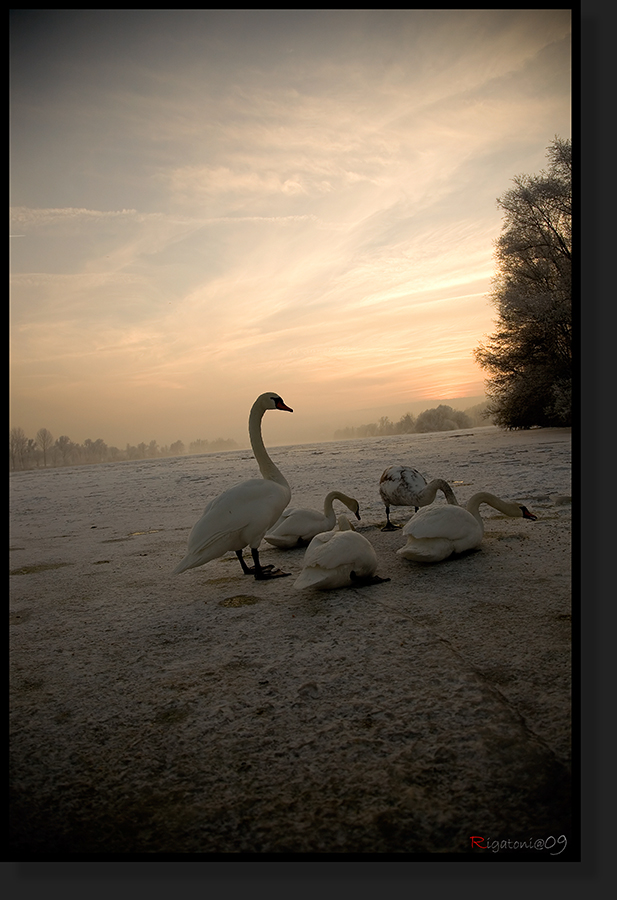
[9,9,572,448]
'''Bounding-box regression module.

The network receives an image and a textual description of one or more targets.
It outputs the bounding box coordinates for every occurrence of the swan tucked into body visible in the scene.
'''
[173,392,293,580]
[396,491,537,563]
[294,516,389,590]
[379,465,459,531]
[265,491,360,549]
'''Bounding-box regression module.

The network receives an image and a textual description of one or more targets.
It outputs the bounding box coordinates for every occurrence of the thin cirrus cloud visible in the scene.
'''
[9,9,571,446]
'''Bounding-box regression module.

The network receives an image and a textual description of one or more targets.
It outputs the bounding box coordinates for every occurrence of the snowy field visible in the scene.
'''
[10,424,573,857]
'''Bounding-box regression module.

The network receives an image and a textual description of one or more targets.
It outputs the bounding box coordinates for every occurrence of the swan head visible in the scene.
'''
[258,392,293,413]
[349,500,361,520]
[520,505,537,521]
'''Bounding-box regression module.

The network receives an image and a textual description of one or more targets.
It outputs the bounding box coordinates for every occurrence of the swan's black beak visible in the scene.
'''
[521,506,537,520]
[355,511,361,520]
[275,399,293,412]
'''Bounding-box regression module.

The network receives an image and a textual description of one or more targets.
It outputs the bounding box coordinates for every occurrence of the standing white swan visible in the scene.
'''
[173,392,293,580]
[294,516,389,590]
[264,491,361,548]
[379,465,459,531]
[396,491,537,563]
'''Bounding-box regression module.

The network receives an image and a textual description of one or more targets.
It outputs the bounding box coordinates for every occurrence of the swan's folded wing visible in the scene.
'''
[304,531,376,571]
[280,508,326,534]
[397,536,454,562]
[186,479,288,554]
[300,529,338,566]
[265,507,329,546]
[404,505,475,541]
[269,506,300,529]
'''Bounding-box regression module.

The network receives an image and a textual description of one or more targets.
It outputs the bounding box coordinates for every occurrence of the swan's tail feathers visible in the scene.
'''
[172,554,199,575]
[172,544,220,573]
[293,567,328,590]
[264,533,297,549]
[173,523,246,574]
[396,538,453,563]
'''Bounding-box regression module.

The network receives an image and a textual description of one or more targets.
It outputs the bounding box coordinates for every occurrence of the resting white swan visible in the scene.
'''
[264,491,361,548]
[379,465,459,531]
[294,516,389,590]
[173,392,293,580]
[396,491,537,563]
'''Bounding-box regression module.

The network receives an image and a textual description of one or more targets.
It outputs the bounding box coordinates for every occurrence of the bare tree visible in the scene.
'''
[395,413,416,434]
[35,428,54,467]
[189,439,210,454]
[415,405,471,433]
[474,137,572,428]
[9,427,28,470]
[83,438,108,463]
[55,435,75,466]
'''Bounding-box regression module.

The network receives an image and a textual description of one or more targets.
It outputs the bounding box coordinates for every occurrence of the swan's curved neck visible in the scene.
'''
[323,491,350,513]
[465,492,521,519]
[249,403,289,488]
[419,479,459,506]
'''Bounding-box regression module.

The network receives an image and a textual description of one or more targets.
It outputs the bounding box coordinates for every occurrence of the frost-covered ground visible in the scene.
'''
[10,425,573,857]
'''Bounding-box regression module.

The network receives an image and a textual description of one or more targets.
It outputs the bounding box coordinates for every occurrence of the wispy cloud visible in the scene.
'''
[9,9,571,445]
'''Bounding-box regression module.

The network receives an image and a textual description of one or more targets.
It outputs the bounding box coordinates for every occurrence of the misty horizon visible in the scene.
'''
[10,395,490,469]
[13,393,488,446]
[10,10,570,451]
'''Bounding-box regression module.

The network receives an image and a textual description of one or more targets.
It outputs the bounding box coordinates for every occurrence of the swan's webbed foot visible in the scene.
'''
[254,567,291,580]
[381,509,401,531]
[350,572,391,586]
[241,564,277,575]
[245,548,291,580]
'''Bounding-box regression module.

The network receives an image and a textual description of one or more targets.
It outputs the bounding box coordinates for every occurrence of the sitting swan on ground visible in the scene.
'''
[379,465,459,531]
[173,392,293,580]
[396,491,537,563]
[294,516,390,590]
[265,491,361,548]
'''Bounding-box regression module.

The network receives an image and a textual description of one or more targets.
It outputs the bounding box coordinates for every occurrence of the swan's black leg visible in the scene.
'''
[236,550,255,574]
[381,506,400,531]
[251,548,291,580]
[236,549,274,575]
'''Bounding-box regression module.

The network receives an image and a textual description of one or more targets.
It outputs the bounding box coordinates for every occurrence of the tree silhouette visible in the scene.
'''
[55,435,75,466]
[35,428,54,467]
[415,405,471,433]
[474,137,572,428]
[9,428,237,470]
[9,427,28,470]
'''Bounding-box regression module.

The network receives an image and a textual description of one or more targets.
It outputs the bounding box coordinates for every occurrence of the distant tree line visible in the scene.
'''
[474,137,572,428]
[333,402,491,440]
[9,426,238,471]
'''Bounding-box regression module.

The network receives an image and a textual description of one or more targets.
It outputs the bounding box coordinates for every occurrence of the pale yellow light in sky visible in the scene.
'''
[9,9,571,447]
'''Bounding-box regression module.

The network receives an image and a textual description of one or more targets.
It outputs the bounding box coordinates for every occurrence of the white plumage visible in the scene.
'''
[294,516,388,590]
[396,491,537,563]
[173,392,293,580]
[379,465,459,531]
[265,491,360,548]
